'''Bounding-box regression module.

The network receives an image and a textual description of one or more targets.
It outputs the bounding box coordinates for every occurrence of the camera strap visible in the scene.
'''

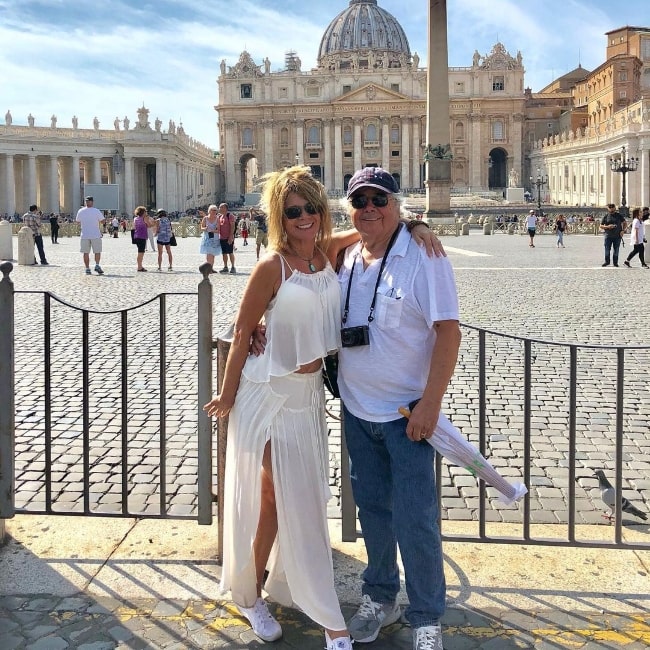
[342,224,401,325]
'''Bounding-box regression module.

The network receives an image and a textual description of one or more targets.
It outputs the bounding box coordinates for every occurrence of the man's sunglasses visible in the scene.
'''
[349,194,390,209]
[284,203,319,219]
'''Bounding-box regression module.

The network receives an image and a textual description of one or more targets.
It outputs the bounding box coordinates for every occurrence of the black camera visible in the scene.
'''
[341,325,369,348]
[208,231,214,239]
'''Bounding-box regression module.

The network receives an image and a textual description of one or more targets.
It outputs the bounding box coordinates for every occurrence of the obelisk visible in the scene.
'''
[425,0,452,222]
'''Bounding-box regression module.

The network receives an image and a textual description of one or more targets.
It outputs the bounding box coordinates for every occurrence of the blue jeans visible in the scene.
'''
[604,236,621,264]
[343,404,446,628]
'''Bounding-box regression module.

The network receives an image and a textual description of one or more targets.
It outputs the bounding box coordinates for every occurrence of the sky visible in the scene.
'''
[2,0,649,151]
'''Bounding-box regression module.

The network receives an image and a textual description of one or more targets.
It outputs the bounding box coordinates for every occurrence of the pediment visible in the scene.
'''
[335,83,408,103]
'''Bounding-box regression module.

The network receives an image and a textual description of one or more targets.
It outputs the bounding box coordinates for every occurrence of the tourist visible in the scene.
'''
[554,213,567,248]
[155,208,174,271]
[599,204,626,267]
[526,209,537,247]
[199,205,221,270]
[132,206,149,272]
[623,207,648,268]
[217,203,237,274]
[76,197,104,275]
[49,212,61,244]
[22,204,48,265]
[203,166,358,649]
[339,167,460,650]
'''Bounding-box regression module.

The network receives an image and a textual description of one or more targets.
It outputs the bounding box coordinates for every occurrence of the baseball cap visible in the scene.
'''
[85,196,94,201]
[346,167,399,198]
[529,209,535,214]
[156,209,167,216]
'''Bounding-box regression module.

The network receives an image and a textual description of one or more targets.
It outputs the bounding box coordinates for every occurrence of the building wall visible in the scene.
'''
[0,108,221,217]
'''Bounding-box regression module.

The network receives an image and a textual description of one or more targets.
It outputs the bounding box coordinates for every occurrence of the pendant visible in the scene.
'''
[308,262,317,273]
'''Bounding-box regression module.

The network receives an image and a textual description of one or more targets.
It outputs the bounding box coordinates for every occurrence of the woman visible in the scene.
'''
[526,209,537,247]
[146,212,157,252]
[199,205,221,270]
[132,206,149,272]
[203,167,355,649]
[554,213,567,248]
[624,207,648,268]
[155,208,174,271]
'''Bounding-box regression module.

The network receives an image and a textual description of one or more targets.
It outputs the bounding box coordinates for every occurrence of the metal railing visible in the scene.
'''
[0,261,215,527]
[340,324,650,550]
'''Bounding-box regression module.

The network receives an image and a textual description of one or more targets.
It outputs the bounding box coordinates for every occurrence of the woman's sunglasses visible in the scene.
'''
[349,194,390,209]
[284,203,319,219]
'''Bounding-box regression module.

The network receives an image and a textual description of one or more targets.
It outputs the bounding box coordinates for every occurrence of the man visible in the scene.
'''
[49,213,60,244]
[339,168,460,650]
[22,204,48,265]
[526,209,537,247]
[252,208,268,260]
[599,203,627,267]
[76,196,105,275]
[217,202,236,273]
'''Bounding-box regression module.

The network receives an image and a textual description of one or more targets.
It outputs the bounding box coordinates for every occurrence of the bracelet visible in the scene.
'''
[406,219,430,232]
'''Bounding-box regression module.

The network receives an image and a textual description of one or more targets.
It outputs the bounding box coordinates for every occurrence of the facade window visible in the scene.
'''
[344,151,352,158]
[364,123,378,145]
[343,125,353,145]
[641,38,650,60]
[619,90,627,98]
[241,127,254,148]
[305,84,320,98]
[455,121,464,142]
[240,84,252,99]
[309,152,319,159]
[492,76,504,91]
[278,87,288,99]
[492,120,504,141]
[307,125,321,147]
[391,150,399,157]
[342,85,351,94]
[390,124,400,144]
[280,127,289,148]
[391,83,400,92]
[619,71,627,81]
[454,82,465,93]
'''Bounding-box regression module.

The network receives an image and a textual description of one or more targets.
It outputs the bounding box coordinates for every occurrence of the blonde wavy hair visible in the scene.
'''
[259,165,332,252]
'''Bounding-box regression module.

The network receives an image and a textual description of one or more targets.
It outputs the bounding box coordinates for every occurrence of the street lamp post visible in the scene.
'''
[529,168,548,217]
[609,145,638,219]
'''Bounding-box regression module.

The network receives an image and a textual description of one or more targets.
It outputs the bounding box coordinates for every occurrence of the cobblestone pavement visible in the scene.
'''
[3,229,650,649]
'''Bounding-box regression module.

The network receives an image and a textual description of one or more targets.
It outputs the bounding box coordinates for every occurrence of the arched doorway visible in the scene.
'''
[239,154,259,200]
[488,148,507,189]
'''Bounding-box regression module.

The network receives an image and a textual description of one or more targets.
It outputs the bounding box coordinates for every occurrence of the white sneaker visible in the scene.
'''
[237,597,282,642]
[413,624,443,650]
[348,594,400,643]
[325,631,353,649]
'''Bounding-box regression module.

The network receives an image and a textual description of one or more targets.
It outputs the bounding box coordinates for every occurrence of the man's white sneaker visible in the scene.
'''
[325,631,354,649]
[236,597,282,642]
[347,594,400,643]
[413,624,443,650]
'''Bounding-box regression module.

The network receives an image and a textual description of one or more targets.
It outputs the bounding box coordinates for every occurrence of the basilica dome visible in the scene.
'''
[317,0,411,69]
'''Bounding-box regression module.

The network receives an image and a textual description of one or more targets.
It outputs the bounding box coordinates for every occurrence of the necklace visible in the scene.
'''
[287,246,317,273]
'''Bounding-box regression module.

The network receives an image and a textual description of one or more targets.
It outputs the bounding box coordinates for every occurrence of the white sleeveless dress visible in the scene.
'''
[220,255,345,631]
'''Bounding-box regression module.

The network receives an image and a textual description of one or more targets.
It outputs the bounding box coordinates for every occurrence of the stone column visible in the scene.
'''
[93,157,102,184]
[224,121,238,203]
[155,158,164,209]
[401,119,411,189]
[166,157,177,209]
[295,119,304,165]
[334,118,343,191]
[412,119,421,187]
[4,155,15,216]
[26,154,37,210]
[640,143,649,207]
[71,156,81,214]
[49,156,59,214]
[124,156,134,213]
[323,119,332,190]
[353,120,362,171]
[425,0,451,220]
[469,113,482,189]
[263,120,274,175]
[381,118,390,169]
